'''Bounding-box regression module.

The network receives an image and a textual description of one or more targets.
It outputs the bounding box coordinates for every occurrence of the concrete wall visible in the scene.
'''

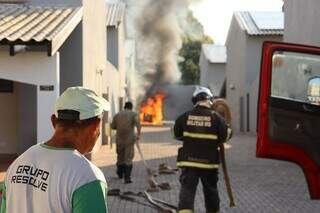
[60,23,83,93]
[0,51,60,146]
[284,0,320,46]
[225,17,247,132]
[0,83,18,154]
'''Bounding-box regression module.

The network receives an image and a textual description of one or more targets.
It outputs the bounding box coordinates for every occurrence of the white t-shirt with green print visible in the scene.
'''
[0,143,107,213]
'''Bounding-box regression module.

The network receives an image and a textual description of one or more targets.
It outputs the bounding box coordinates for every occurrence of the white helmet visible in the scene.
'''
[192,86,214,105]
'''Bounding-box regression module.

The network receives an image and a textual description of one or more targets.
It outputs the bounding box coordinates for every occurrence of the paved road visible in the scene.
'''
[1,124,320,212]
[99,125,320,213]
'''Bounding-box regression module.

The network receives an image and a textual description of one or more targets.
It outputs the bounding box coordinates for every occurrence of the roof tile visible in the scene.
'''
[0,4,82,42]
[0,4,83,56]
[106,2,125,27]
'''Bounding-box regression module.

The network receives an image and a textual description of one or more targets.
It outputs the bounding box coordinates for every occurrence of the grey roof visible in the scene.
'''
[234,11,284,36]
[202,44,227,63]
[106,2,125,27]
[0,4,83,56]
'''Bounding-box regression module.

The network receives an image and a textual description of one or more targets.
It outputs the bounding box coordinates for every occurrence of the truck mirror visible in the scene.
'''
[307,77,320,105]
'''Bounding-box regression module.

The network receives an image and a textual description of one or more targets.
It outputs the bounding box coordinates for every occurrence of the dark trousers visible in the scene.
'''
[116,143,134,165]
[178,167,219,212]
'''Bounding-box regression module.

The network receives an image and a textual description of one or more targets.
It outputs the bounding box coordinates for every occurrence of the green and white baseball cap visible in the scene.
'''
[55,87,110,121]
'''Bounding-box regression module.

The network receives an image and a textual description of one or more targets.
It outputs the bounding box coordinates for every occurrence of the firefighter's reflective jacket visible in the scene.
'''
[174,105,231,169]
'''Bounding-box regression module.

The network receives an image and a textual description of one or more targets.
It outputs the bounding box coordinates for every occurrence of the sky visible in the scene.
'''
[190,0,283,44]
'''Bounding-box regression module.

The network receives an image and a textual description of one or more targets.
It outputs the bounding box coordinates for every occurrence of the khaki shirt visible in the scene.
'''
[111,110,140,145]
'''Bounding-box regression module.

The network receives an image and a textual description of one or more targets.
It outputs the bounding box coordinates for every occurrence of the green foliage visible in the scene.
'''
[179,41,202,84]
[178,10,213,85]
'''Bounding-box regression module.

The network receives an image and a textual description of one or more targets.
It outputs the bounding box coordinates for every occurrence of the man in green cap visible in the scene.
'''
[1,87,109,213]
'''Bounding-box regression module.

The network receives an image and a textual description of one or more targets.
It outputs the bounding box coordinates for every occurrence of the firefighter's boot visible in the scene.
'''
[124,164,133,184]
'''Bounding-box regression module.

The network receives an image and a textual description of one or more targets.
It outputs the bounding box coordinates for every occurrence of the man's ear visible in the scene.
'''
[93,118,102,131]
[51,114,58,129]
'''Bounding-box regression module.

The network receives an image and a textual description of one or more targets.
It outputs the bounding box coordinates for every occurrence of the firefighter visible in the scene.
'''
[111,102,141,184]
[173,86,231,213]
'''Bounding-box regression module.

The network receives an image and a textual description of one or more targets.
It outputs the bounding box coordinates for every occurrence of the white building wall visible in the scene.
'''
[206,63,226,96]
[118,22,127,104]
[226,14,283,133]
[200,61,226,96]
[225,17,247,132]
[125,39,137,104]
[81,0,108,153]
[0,51,60,149]
[82,0,107,93]
[199,45,226,96]
[104,62,121,117]
[106,24,126,111]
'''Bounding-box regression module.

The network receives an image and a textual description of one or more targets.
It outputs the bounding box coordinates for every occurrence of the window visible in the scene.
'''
[271,51,320,105]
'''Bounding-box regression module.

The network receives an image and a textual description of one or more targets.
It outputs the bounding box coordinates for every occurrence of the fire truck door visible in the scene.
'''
[257,41,320,199]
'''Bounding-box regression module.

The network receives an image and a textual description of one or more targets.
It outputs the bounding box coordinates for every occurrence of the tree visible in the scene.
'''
[179,40,201,84]
[178,10,213,84]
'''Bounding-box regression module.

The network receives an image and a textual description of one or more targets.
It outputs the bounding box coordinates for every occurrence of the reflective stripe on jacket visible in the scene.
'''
[174,105,229,169]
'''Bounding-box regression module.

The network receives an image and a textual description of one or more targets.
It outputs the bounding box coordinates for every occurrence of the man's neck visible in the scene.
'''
[45,130,79,151]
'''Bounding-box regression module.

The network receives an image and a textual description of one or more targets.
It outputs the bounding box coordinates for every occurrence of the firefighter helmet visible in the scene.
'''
[192,86,214,105]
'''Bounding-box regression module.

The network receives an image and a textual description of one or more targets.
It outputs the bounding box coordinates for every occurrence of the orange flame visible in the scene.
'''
[140,92,165,125]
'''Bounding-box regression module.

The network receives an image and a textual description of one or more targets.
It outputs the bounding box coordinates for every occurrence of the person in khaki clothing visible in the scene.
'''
[111,102,141,184]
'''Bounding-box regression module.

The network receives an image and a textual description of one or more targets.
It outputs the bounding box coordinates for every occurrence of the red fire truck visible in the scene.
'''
[257,41,320,199]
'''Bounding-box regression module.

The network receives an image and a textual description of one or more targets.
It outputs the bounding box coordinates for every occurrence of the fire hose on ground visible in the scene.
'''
[109,98,235,211]
[107,159,178,212]
[136,141,174,191]
[108,189,177,213]
[107,142,178,212]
